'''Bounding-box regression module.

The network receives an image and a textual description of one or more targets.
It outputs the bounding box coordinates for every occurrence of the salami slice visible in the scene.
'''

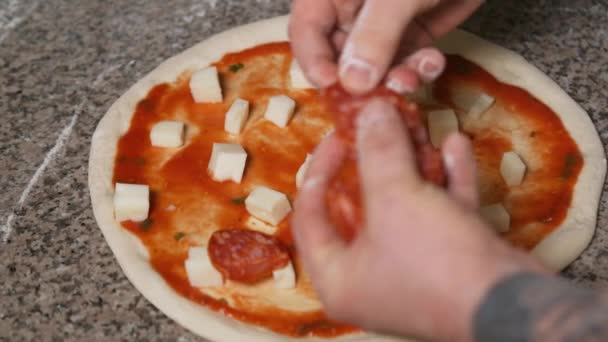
[208,229,290,283]
[322,84,446,242]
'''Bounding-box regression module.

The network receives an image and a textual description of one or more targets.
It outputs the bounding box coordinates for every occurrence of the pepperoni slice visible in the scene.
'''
[208,229,290,284]
[322,84,446,242]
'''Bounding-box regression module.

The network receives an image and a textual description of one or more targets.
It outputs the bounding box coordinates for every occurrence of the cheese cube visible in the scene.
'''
[113,183,149,222]
[150,120,185,148]
[273,261,296,289]
[245,186,292,225]
[295,154,312,189]
[468,93,495,119]
[190,66,223,103]
[480,203,511,233]
[500,151,527,187]
[289,60,314,89]
[264,95,296,127]
[428,109,459,148]
[224,98,249,134]
[208,143,248,183]
[185,246,223,287]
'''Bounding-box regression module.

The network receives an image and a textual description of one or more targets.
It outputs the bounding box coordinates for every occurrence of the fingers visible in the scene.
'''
[386,68,420,94]
[289,0,339,88]
[356,99,421,211]
[339,0,426,94]
[292,133,347,280]
[386,47,446,94]
[442,133,479,210]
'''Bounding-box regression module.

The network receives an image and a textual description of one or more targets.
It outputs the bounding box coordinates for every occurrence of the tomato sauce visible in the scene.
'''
[113,42,583,337]
[435,55,583,249]
[114,42,356,337]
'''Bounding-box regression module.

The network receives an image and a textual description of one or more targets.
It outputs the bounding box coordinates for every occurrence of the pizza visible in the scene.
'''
[88,16,606,342]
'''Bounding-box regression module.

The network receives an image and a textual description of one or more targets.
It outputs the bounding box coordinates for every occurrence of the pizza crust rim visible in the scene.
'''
[88,15,606,342]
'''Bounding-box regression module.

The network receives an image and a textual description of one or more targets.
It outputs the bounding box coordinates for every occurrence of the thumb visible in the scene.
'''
[356,99,422,224]
[442,133,479,210]
[292,134,348,285]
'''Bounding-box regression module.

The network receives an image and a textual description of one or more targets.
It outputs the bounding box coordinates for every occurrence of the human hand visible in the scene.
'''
[289,0,484,94]
[291,99,547,341]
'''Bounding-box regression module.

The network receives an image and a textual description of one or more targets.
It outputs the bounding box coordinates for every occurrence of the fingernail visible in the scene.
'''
[339,56,379,93]
[358,101,386,128]
[443,152,455,173]
[386,78,415,94]
[418,57,442,81]
[356,100,394,145]
[301,176,325,192]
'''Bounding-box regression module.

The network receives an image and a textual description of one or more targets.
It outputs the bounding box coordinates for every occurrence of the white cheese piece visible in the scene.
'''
[150,120,185,148]
[224,98,250,134]
[500,151,527,187]
[190,66,223,103]
[295,154,312,189]
[244,216,278,235]
[289,60,314,89]
[468,93,495,119]
[427,109,459,148]
[480,203,511,233]
[245,186,292,225]
[273,261,296,289]
[185,246,223,288]
[208,143,248,183]
[264,95,296,127]
[113,183,149,222]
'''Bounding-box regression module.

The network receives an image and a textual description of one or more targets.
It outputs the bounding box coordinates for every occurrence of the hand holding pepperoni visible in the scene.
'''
[291,99,546,341]
[289,0,484,94]
[323,83,445,241]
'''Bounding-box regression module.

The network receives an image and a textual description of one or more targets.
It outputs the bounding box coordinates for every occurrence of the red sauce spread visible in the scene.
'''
[112,42,583,337]
[434,55,583,249]
[114,42,356,337]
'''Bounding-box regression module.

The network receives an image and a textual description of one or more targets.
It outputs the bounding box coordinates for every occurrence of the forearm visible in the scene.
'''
[474,272,608,342]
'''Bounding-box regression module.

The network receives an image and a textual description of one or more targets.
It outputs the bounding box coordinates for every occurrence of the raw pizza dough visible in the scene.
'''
[89,15,606,342]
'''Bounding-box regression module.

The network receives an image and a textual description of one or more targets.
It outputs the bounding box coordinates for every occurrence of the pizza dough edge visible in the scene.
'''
[436,30,606,271]
[88,15,606,342]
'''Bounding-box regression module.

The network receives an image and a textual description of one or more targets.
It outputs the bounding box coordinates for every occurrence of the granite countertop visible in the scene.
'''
[1,0,606,340]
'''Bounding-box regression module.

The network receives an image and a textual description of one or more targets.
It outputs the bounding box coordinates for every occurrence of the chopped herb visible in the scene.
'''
[139,218,154,231]
[174,232,185,240]
[229,63,244,73]
[230,197,246,205]
[561,153,578,179]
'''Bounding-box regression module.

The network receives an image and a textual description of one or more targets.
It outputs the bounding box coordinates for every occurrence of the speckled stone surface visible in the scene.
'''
[0,0,606,340]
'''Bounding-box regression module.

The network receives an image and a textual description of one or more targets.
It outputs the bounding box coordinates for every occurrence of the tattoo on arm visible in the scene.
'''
[474,272,608,342]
